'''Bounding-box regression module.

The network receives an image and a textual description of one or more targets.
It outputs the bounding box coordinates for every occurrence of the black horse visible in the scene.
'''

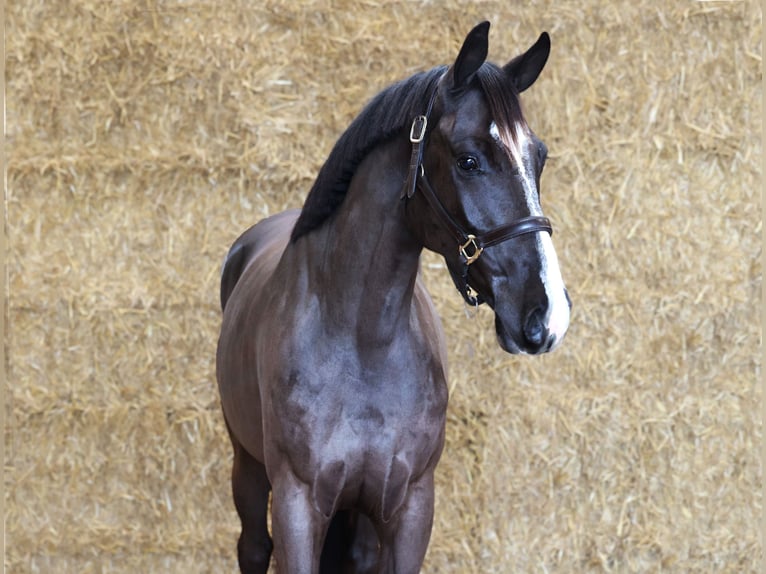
[216,21,570,573]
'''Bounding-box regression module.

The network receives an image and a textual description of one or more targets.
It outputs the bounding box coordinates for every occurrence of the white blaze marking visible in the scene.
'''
[490,121,570,346]
[538,233,570,345]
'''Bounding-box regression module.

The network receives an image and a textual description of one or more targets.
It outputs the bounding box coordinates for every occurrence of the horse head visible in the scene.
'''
[404,22,571,354]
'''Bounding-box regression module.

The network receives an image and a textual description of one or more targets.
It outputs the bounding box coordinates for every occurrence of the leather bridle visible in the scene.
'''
[401,77,553,307]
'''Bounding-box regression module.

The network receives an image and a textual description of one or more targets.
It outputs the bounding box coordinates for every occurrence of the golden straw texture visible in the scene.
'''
[6,1,761,572]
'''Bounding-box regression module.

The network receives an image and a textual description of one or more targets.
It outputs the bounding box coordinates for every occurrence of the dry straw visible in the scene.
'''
[6,0,761,572]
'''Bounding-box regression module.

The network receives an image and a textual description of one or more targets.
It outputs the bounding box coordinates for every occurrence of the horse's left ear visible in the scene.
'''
[503,32,551,93]
[451,21,490,89]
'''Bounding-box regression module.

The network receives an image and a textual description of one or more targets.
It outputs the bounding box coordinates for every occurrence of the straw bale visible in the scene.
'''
[6,0,761,572]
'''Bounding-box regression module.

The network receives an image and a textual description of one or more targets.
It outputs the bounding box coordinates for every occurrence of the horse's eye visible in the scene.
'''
[457,155,480,172]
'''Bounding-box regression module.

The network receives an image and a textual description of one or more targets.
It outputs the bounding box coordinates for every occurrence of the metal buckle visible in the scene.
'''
[409,115,427,143]
[459,235,483,265]
[463,285,480,318]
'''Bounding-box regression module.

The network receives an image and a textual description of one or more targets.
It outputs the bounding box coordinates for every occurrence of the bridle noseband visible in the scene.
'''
[401,78,553,307]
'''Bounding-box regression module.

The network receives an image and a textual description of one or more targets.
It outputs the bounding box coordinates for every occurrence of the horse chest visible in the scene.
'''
[269,349,446,448]
[260,339,447,517]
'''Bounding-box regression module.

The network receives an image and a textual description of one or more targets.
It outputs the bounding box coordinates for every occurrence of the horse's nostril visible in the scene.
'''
[523,308,547,348]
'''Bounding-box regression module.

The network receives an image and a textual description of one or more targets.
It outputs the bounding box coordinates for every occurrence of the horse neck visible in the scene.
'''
[297,139,421,347]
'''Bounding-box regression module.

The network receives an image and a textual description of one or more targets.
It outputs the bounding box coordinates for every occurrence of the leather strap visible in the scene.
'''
[478,215,553,248]
[414,169,467,245]
[402,80,441,200]
[417,169,553,251]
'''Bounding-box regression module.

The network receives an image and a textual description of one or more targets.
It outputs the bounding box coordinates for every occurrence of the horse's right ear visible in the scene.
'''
[450,21,490,89]
[503,32,551,93]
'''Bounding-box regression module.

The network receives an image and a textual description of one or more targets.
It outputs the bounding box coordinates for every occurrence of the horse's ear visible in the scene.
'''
[451,21,490,89]
[503,32,550,93]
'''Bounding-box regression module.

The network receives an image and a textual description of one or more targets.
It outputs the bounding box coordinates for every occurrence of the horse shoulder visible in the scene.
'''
[217,209,301,458]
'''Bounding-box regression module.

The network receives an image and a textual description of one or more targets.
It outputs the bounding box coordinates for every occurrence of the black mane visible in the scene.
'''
[290,66,447,242]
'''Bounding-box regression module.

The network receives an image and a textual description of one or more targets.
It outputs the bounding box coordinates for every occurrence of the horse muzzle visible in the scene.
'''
[494,288,571,355]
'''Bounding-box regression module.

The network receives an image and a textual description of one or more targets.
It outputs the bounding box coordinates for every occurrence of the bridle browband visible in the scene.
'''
[401,75,553,307]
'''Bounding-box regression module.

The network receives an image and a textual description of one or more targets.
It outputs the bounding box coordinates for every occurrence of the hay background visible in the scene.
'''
[5,1,761,572]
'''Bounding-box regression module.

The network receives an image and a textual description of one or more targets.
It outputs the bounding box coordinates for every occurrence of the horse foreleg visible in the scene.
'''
[377,471,435,574]
[231,440,273,574]
[270,470,330,574]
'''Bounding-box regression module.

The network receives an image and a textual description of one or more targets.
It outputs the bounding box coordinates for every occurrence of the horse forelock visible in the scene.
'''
[475,63,530,167]
[477,63,540,220]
